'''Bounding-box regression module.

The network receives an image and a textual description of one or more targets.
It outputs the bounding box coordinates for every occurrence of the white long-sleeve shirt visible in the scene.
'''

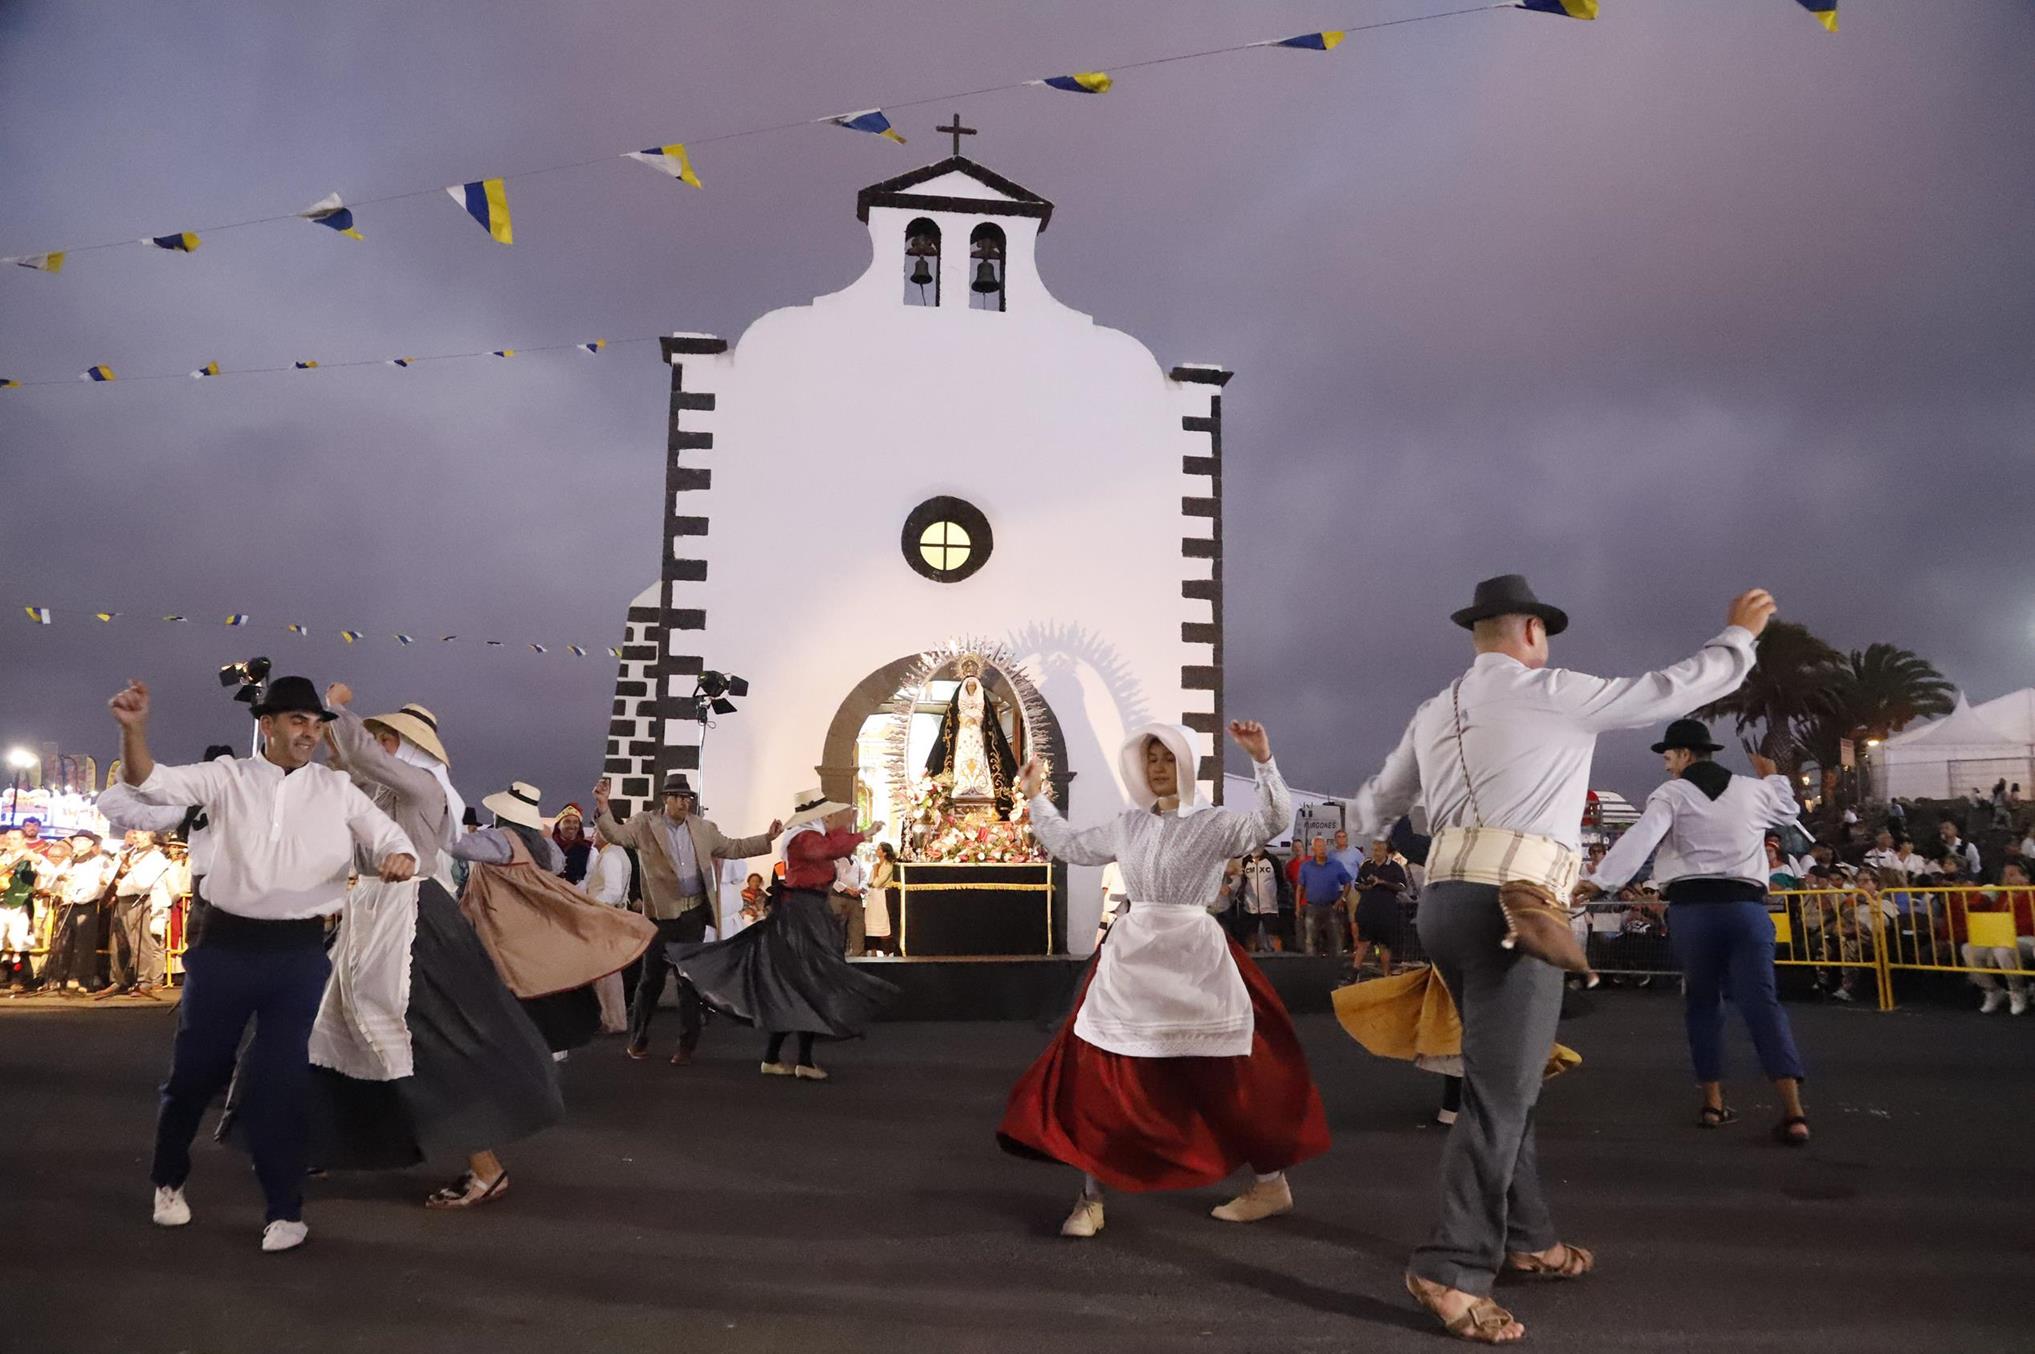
[585,842,632,906]
[133,755,413,920]
[98,780,215,876]
[1351,626,1758,853]
[1591,769,1800,892]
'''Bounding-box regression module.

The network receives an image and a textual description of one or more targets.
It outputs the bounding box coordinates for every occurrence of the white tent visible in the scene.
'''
[1972,689,2035,745]
[1870,694,2035,801]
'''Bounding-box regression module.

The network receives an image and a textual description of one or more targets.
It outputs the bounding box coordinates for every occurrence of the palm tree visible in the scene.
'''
[1837,643,1955,738]
[1694,621,1842,777]
[1795,644,1956,804]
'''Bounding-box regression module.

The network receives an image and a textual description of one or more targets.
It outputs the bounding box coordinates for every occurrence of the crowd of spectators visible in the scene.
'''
[1,818,190,996]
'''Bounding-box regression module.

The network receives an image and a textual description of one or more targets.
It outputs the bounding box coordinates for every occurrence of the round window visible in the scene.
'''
[901,497,993,583]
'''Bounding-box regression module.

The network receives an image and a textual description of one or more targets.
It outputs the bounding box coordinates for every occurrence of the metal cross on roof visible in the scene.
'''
[935,113,977,158]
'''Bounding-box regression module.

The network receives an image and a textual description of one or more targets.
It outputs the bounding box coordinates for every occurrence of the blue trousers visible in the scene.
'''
[1668,901,1806,1085]
[150,929,329,1222]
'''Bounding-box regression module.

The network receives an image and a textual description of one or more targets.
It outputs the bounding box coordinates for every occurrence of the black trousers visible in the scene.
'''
[629,910,708,1049]
[152,916,329,1222]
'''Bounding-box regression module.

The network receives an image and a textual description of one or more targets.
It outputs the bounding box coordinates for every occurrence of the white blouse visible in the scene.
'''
[1030,758,1292,1058]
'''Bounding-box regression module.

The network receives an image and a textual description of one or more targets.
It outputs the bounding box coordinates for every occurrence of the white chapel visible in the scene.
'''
[602,136,1236,952]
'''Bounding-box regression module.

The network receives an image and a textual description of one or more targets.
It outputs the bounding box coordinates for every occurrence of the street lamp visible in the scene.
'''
[6,746,36,825]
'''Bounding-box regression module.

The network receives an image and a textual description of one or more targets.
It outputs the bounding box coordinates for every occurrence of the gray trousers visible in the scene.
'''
[1410,881,1563,1295]
[108,895,162,989]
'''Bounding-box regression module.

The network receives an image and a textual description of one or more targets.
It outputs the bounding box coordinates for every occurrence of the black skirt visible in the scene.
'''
[303,879,565,1170]
[673,888,898,1037]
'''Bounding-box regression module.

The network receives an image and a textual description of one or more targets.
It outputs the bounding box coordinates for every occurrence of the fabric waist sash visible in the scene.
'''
[1663,877,1767,905]
[1426,827,1581,898]
[199,909,326,949]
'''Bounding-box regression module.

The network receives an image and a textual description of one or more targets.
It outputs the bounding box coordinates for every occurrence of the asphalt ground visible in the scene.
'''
[8,988,2033,1353]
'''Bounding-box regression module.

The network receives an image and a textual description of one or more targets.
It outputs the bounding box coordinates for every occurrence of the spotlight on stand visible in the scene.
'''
[695,670,748,717]
[218,656,272,706]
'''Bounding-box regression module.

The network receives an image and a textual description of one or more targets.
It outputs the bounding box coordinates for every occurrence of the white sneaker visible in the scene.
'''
[2011,992,2029,1017]
[760,1061,795,1077]
[261,1219,309,1253]
[1980,990,2007,1014]
[152,1185,191,1227]
[1060,1195,1105,1238]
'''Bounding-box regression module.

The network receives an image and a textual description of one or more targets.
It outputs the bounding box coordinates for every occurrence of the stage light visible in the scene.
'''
[5,747,34,771]
[219,656,272,705]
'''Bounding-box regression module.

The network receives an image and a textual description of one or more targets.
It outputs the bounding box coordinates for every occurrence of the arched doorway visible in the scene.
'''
[817,643,1075,952]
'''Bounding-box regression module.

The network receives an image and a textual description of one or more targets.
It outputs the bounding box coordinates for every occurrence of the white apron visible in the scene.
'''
[308,877,418,1081]
[1074,900,1253,1058]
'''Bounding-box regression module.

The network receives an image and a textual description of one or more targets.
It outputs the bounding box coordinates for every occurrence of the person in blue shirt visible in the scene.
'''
[1295,837,1353,958]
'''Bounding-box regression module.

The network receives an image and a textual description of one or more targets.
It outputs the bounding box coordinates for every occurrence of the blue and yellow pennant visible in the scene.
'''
[298,193,364,240]
[1517,0,1597,17]
[825,109,906,143]
[1796,0,1836,32]
[448,179,513,244]
[145,231,202,252]
[623,145,702,188]
[1037,71,1112,93]
[225,614,250,627]
[190,361,220,379]
[1268,32,1346,51]
[81,365,115,382]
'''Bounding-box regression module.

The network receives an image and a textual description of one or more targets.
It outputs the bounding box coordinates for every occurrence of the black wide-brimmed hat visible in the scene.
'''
[1652,718,1725,754]
[249,675,336,721]
[661,772,698,800]
[1450,574,1569,636]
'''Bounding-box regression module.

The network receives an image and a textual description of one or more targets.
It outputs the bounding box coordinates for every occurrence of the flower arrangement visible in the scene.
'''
[903,775,1047,864]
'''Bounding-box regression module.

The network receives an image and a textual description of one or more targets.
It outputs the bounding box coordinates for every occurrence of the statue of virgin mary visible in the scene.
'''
[923,656,1020,817]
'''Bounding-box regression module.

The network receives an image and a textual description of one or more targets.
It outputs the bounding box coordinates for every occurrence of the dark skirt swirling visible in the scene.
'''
[303,879,564,1170]
[672,889,898,1037]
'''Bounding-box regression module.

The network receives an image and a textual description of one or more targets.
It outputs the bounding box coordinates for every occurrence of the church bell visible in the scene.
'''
[909,257,934,288]
[970,258,1001,294]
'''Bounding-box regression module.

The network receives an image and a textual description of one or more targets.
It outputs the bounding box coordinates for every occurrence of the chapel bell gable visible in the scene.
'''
[857,152,1052,313]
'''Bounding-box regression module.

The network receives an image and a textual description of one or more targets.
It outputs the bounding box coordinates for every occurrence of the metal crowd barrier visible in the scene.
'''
[1334,887,2034,1015]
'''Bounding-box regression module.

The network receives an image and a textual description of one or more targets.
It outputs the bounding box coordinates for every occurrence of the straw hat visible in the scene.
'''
[481,781,547,833]
[785,786,853,830]
[363,703,450,766]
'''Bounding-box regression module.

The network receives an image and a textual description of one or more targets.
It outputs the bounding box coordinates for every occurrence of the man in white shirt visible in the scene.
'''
[1936,818,1983,879]
[1584,720,1810,1142]
[99,830,173,999]
[111,675,415,1253]
[1352,574,1773,1341]
[46,832,115,992]
[1862,829,1901,876]
[831,850,869,956]
[584,830,635,1032]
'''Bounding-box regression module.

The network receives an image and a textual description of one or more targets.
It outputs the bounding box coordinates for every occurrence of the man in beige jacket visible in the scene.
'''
[594,772,780,1064]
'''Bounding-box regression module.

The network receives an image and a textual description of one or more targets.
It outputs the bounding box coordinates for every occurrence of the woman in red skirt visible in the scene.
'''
[998,719,1330,1238]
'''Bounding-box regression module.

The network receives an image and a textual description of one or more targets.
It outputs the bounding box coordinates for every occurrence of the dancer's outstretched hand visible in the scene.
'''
[109,679,150,728]
[1727,589,1776,638]
[1228,720,1272,764]
[1018,757,1047,800]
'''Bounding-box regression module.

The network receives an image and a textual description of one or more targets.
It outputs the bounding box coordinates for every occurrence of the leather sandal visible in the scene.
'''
[1503,1241,1594,1280]
[424,1170,509,1210]
[1698,1105,1738,1129]
[1405,1272,1524,1344]
[1773,1115,1811,1147]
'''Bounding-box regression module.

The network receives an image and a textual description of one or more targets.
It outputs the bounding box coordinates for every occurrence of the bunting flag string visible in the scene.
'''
[14,596,632,662]
[4,334,650,390]
[4,1,1803,279]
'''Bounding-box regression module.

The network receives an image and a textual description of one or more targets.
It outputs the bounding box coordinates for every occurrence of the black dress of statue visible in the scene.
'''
[923,675,1021,819]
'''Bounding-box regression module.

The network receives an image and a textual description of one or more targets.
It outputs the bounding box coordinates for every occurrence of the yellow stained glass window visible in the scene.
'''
[918,520,972,573]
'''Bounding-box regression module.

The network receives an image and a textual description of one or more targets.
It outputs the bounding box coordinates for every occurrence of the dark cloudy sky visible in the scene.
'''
[2,0,2030,814]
